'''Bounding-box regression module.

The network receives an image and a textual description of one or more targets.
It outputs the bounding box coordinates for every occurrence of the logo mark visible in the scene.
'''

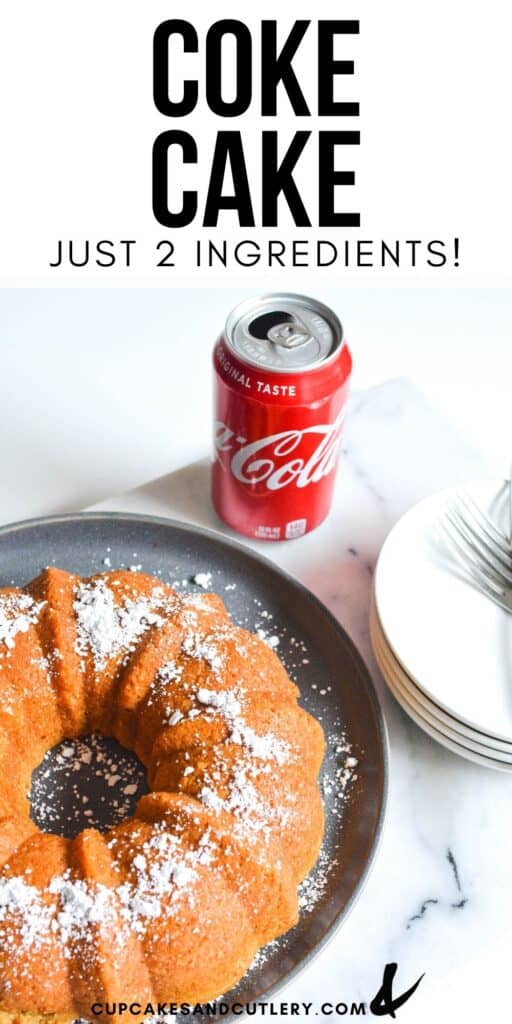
[214,413,345,492]
[369,963,424,1017]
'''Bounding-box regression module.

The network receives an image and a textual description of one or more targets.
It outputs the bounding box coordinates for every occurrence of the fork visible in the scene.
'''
[509,461,512,545]
[441,485,512,614]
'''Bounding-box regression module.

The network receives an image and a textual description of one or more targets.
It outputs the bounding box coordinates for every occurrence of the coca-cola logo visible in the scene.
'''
[214,413,345,491]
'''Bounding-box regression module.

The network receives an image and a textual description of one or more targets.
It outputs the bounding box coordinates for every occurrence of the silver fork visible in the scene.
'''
[509,462,512,545]
[441,486,512,614]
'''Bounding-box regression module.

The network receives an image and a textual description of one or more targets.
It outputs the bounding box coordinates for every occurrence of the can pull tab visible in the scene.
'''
[267,319,312,349]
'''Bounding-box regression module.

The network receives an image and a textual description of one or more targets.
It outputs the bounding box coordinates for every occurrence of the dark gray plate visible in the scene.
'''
[0,512,388,1008]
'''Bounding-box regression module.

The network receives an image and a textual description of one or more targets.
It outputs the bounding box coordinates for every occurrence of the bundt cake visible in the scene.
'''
[0,568,325,1022]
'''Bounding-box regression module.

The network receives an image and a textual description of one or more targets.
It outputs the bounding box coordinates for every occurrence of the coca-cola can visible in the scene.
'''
[212,293,352,541]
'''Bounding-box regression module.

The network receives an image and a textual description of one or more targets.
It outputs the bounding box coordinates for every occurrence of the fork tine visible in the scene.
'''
[458,491,511,550]
[465,567,512,614]
[449,504,512,581]
[441,519,507,593]
[509,470,512,545]
[447,507,512,585]
[457,493,510,555]
[445,510,512,589]
[463,566,512,614]
[441,522,512,613]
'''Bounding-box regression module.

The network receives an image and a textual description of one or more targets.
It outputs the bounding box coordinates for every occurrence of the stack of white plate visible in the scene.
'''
[371,481,512,771]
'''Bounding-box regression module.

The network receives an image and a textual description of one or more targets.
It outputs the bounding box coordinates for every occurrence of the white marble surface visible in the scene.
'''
[90,378,510,1022]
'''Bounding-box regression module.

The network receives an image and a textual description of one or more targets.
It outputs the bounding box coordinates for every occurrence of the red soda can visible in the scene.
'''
[212,293,352,541]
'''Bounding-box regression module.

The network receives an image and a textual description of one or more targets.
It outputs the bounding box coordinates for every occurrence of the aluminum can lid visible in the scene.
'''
[225,293,343,374]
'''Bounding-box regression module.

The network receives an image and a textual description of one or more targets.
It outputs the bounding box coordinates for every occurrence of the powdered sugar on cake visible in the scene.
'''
[0,824,213,958]
[0,592,45,654]
[149,653,293,840]
[195,687,289,764]
[181,631,225,675]
[73,580,175,670]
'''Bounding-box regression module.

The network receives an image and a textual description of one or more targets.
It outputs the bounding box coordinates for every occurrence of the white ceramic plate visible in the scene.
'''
[370,600,512,765]
[370,593,512,754]
[369,604,512,773]
[374,480,512,743]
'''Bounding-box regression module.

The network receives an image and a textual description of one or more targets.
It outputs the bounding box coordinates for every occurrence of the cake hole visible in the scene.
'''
[29,733,149,839]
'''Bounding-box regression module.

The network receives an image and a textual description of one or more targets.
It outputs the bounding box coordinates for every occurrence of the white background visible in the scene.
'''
[0,0,511,285]
[0,286,509,526]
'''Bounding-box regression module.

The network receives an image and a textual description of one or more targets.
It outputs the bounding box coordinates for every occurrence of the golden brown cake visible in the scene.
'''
[0,568,325,1023]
